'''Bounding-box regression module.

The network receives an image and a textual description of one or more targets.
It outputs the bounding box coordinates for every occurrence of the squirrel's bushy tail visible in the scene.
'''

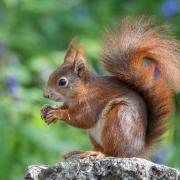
[101,17,180,154]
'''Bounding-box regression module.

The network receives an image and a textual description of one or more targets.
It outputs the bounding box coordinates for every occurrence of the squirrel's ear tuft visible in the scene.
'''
[73,47,86,77]
[64,37,77,64]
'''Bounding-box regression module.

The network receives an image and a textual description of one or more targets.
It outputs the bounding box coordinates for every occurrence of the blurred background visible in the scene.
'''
[0,0,180,179]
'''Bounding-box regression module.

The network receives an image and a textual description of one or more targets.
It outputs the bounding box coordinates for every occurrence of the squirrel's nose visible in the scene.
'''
[43,91,49,98]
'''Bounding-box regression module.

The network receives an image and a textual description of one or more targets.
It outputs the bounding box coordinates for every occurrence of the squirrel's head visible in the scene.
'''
[44,38,90,104]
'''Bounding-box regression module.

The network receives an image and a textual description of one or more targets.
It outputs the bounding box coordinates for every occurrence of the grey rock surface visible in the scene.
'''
[24,156,180,180]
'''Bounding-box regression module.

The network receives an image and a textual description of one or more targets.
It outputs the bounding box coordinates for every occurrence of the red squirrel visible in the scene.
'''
[41,17,180,158]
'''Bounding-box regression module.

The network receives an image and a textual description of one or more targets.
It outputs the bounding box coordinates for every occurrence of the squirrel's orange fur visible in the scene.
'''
[41,17,180,158]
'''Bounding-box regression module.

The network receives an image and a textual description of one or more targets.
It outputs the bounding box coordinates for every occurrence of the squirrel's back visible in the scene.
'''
[100,17,180,155]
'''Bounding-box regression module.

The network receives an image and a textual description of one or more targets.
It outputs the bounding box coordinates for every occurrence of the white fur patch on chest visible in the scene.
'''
[88,117,104,146]
[88,99,116,147]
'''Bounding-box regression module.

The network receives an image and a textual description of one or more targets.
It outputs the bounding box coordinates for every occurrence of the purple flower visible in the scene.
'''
[154,67,160,80]
[5,75,20,97]
[152,148,167,165]
[142,59,160,80]
[161,0,180,17]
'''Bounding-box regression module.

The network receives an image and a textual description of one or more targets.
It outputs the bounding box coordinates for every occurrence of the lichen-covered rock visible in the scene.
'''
[24,156,179,180]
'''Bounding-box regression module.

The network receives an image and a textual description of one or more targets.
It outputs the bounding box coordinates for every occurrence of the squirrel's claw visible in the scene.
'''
[63,150,84,159]
[80,151,105,158]
[64,150,105,159]
[40,104,58,122]
[44,110,59,124]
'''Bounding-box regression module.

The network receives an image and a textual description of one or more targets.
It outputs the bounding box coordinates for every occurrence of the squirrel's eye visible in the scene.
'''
[58,78,68,87]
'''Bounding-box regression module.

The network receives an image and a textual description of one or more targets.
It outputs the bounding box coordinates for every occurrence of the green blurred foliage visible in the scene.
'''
[0,0,180,179]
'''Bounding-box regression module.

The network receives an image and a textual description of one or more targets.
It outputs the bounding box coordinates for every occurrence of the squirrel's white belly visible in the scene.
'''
[88,99,115,147]
[88,117,104,146]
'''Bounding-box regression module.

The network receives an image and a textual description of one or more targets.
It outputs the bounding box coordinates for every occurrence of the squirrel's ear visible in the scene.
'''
[73,47,87,77]
[64,37,77,64]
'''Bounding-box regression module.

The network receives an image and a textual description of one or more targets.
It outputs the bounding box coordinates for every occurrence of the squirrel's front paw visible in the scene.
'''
[41,104,57,120]
[44,110,60,125]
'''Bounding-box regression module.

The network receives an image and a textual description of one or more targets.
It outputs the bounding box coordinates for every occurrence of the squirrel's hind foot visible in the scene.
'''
[63,150,105,159]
